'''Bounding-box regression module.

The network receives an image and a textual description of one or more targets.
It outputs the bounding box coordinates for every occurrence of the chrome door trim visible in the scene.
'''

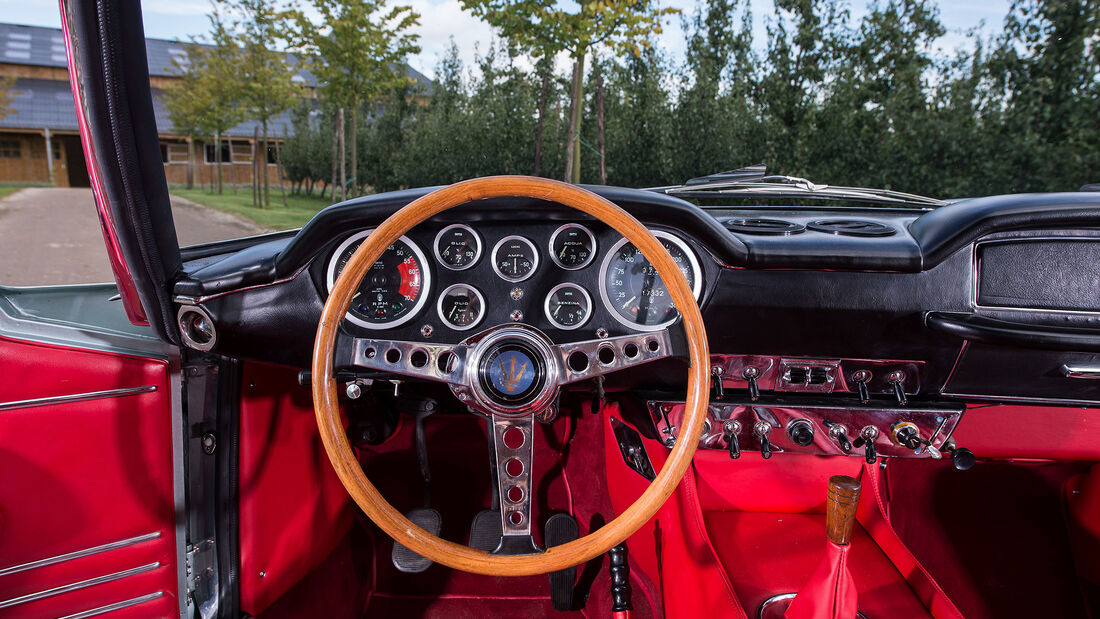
[0,562,160,609]
[0,532,160,577]
[57,591,165,619]
[0,385,157,412]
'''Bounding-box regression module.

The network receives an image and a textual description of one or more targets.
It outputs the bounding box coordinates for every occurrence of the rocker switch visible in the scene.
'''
[753,421,773,460]
[742,366,760,401]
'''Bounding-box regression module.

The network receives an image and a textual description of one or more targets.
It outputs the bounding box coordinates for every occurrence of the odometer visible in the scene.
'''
[599,231,701,331]
[326,230,431,329]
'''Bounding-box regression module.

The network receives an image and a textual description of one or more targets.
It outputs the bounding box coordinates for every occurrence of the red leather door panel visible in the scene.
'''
[0,335,180,617]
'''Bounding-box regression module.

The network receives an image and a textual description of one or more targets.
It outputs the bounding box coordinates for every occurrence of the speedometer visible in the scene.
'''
[599,230,702,331]
[326,230,431,329]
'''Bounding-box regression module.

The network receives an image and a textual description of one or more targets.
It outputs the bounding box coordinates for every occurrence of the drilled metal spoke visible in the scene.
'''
[340,335,468,386]
[488,414,541,555]
[557,329,674,385]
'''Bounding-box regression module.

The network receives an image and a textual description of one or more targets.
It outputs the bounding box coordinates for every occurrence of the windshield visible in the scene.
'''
[2,0,1096,252]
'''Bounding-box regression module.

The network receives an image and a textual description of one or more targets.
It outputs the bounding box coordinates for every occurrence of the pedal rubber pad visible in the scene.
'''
[391,508,442,573]
[545,513,579,611]
[469,509,502,552]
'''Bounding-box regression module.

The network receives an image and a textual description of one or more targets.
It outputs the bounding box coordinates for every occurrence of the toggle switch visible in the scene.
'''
[852,369,871,404]
[723,419,741,460]
[742,366,760,401]
[753,420,773,459]
[824,420,852,453]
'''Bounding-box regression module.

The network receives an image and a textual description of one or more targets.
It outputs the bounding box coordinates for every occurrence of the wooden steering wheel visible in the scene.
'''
[312,176,709,576]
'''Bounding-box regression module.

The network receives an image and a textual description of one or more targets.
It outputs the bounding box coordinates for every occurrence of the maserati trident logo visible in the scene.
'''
[500,355,528,393]
[488,349,537,397]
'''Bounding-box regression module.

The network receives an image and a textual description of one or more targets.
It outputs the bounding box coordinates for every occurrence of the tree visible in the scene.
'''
[162,42,207,189]
[195,10,246,194]
[460,0,677,183]
[222,0,301,207]
[0,76,16,123]
[290,0,420,196]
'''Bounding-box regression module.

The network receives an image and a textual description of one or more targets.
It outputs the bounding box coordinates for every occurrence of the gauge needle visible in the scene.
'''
[353,292,361,299]
[513,257,517,273]
[559,247,568,259]
[449,305,459,320]
[553,305,561,318]
[621,295,637,310]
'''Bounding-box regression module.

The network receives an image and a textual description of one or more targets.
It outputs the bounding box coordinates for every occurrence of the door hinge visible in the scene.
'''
[185,538,219,619]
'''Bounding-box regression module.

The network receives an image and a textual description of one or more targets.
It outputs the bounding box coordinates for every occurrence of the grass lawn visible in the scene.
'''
[0,183,50,200]
[171,186,335,230]
[0,187,21,200]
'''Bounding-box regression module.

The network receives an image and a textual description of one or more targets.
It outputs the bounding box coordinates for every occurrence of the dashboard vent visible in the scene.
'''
[725,218,806,236]
[807,219,896,237]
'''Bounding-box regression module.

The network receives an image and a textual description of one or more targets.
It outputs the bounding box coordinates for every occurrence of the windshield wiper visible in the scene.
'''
[648,165,947,208]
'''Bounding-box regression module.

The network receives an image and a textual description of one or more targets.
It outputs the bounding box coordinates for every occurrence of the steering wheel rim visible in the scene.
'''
[312,176,709,576]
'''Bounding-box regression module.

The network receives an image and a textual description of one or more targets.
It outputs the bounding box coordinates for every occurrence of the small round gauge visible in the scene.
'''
[599,230,702,331]
[544,283,592,330]
[437,283,485,331]
[549,224,597,270]
[492,235,539,282]
[434,224,481,270]
[326,230,431,330]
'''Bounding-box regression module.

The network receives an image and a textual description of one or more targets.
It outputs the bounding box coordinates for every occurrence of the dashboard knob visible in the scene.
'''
[951,447,976,471]
[786,418,815,447]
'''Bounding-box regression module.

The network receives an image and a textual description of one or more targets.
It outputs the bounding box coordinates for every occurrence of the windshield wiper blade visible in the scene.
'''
[649,165,946,208]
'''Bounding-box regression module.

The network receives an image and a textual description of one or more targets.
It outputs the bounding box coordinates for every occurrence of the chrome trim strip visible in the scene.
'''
[1061,364,1100,379]
[0,532,161,577]
[57,591,165,619]
[0,385,157,412]
[0,562,160,609]
[168,359,189,619]
[940,391,1100,407]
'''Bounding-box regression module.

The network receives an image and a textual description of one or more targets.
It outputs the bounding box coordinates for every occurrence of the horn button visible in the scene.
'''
[462,326,561,416]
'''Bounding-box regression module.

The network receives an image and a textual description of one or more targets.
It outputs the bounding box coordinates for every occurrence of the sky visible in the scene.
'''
[4,0,1011,79]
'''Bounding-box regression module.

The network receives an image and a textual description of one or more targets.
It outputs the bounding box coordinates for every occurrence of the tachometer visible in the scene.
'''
[544,283,592,330]
[599,230,702,331]
[326,230,431,329]
[437,283,485,331]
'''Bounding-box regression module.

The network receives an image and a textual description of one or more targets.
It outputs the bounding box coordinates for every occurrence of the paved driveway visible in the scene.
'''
[0,187,267,286]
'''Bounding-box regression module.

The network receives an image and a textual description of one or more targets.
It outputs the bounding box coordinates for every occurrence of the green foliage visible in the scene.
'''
[278,0,1100,199]
[0,76,17,123]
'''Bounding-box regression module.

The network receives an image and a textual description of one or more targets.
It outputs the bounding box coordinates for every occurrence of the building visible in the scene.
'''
[0,22,431,188]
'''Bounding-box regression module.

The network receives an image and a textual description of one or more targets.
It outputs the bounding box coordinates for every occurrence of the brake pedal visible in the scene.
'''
[469,509,502,552]
[391,508,442,573]
[545,513,579,611]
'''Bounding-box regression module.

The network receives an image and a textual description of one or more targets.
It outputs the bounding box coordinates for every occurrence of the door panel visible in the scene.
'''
[0,335,180,617]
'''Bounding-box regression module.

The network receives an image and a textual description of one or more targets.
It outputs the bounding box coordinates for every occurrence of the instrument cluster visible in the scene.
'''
[324,221,705,340]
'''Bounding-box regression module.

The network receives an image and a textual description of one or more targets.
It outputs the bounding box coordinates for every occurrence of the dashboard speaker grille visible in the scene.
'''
[806,219,896,237]
[725,218,806,236]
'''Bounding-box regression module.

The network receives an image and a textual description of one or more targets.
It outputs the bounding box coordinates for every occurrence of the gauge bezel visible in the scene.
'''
[598,229,703,332]
[433,223,482,271]
[548,223,598,270]
[543,282,593,331]
[436,283,487,331]
[325,229,432,330]
[491,235,540,282]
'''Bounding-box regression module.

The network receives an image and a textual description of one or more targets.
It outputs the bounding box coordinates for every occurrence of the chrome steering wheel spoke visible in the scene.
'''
[557,329,674,385]
[339,335,468,386]
[488,414,541,555]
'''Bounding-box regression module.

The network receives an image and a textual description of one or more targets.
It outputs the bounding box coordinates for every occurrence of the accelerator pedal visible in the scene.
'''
[545,513,579,611]
[391,508,442,573]
[469,509,503,552]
